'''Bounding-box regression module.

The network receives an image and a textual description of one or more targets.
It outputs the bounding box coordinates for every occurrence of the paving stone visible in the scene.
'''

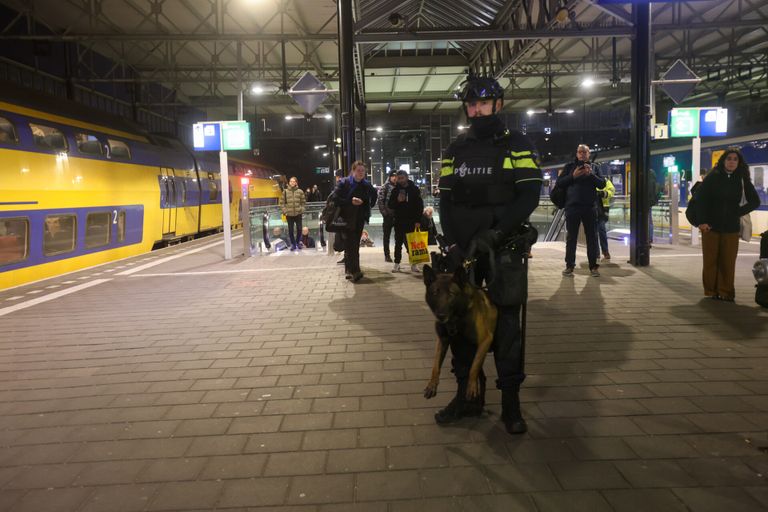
[264,451,327,476]
[228,415,283,434]
[549,460,629,490]
[356,470,421,501]
[389,498,461,512]
[602,489,688,512]
[10,487,93,512]
[185,434,247,456]
[614,460,698,487]
[419,466,491,497]
[677,457,766,486]
[285,474,354,504]
[244,432,304,453]
[673,487,767,512]
[507,438,575,462]
[147,480,223,510]
[5,462,83,489]
[325,447,386,473]
[79,484,159,512]
[459,493,537,512]
[623,435,700,459]
[565,437,637,460]
[302,429,357,450]
[136,457,207,482]
[72,460,147,486]
[531,490,613,512]
[484,462,561,493]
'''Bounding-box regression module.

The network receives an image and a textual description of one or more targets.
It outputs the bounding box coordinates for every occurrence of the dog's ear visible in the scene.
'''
[453,265,468,287]
[423,264,437,287]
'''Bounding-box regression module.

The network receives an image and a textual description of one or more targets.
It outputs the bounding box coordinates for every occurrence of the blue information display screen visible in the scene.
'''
[699,108,728,137]
[192,122,222,151]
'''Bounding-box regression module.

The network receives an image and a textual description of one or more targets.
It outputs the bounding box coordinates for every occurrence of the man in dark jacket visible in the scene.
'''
[377,170,398,262]
[388,170,424,273]
[437,73,542,435]
[331,161,376,282]
[557,144,606,276]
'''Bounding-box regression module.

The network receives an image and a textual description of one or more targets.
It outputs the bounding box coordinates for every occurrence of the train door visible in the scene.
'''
[161,168,178,236]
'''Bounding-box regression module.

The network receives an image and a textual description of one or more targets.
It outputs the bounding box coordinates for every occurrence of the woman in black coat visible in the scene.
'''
[692,148,760,301]
[331,160,375,282]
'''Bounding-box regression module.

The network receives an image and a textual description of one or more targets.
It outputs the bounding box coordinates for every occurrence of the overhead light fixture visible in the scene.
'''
[582,77,595,88]
[251,85,264,95]
[376,126,383,132]
[285,115,294,120]
[324,113,332,120]
[457,125,465,130]
[565,109,575,114]
[526,110,535,116]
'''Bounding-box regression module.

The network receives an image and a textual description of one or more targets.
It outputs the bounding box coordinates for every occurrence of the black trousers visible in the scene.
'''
[450,253,525,390]
[286,215,302,248]
[382,215,395,258]
[344,223,364,274]
[565,207,599,269]
[393,222,414,264]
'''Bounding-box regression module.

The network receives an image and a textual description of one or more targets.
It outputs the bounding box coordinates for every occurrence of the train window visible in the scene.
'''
[108,139,131,159]
[117,211,126,242]
[0,117,18,143]
[0,217,28,265]
[43,214,76,256]
[75,133,103,155]
[209,179,219,201]
[85,212,111,249]
[30,123,68,152]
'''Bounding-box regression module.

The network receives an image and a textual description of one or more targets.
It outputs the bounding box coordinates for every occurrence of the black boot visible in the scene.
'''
[434,372,486,425]
[501,386,527,434]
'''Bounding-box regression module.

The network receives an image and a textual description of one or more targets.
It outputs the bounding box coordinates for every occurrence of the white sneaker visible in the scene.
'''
[391,263,400,273]
[411,265,420,273]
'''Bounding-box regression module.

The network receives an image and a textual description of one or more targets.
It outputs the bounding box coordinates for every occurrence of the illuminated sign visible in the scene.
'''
[192,122,221,151]
[193,121,251,151]
[699,108,728,136]
[663,156,676,168]
[668,108,699,138]
[221,121,251,150]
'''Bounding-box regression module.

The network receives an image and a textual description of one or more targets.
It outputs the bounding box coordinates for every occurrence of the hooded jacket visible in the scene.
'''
[280,185,306,217]
[388,179,424,226]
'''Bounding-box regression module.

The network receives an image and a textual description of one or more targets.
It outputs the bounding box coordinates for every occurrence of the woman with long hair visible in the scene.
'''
[692,148,760,301]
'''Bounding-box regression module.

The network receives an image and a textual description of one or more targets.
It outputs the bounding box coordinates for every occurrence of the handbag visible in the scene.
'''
[406,228,430,264]
[324,207,348,233]
[739,179,752,242]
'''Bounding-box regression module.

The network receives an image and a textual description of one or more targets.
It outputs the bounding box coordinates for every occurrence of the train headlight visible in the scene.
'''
[754,259,768,285]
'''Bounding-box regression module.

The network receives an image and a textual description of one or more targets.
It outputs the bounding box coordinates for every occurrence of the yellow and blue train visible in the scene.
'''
[0,87,281,290]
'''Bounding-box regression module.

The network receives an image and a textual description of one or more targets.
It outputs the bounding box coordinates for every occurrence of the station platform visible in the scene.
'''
[0,236,767,512]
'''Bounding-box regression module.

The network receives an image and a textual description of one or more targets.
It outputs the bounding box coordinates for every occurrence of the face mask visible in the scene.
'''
[468,114,502,137]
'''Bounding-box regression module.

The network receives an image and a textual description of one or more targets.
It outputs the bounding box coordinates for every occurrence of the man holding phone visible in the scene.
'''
[556,144,606,276]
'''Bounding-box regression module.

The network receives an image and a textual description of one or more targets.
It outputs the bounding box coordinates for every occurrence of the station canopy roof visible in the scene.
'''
[4,0,767,118]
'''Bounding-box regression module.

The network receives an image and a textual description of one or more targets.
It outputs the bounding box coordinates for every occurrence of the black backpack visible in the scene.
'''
[549,183,566,209]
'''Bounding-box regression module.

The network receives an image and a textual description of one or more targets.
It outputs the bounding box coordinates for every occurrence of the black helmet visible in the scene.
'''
[457,73,504,102]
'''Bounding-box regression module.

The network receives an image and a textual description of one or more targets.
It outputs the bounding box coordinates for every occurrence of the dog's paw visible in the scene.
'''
[423,382,438,399]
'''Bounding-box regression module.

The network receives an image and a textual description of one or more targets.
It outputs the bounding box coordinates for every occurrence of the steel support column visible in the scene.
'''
[359,101,367,167]
[629,1,651,267]
[337,0,355,175]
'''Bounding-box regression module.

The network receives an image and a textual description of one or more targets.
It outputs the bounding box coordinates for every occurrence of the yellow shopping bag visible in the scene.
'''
[406,228,430,265]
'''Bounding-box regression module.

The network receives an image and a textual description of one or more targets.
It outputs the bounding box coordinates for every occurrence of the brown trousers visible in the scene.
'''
[701,231,740,299]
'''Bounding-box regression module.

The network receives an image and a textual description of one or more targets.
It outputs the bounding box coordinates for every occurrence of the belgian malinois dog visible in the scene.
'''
[422,264,497,401]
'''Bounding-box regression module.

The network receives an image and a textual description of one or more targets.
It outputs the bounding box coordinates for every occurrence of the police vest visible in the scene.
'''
[440,134,520,206]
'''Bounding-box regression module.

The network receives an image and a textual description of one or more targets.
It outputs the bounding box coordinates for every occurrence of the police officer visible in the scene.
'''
[437,73,542,434]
